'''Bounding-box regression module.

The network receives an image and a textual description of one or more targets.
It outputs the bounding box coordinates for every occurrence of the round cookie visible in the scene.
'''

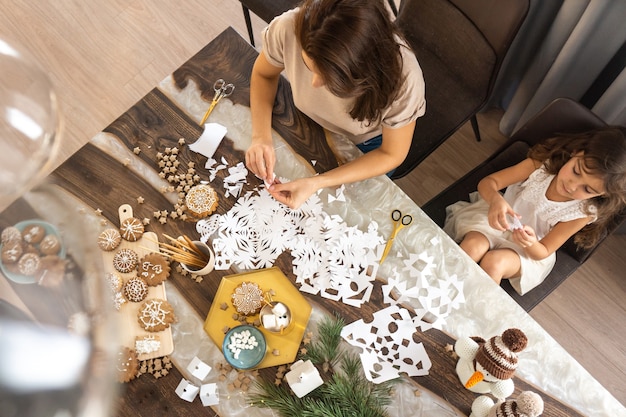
[119,217,144,242]
[1,241,23,264]
[98,228,121,251]
[231,281,264,315]
[123,277,148,303]
[116,347,139,383]
[185,184,219,218]
[138,252,171,286]
[137,298,176,332]
[18,252,41,276]
[39,234,61,255]
[1,226,22,244]
[22,224,45,244]
[113,248,138,273]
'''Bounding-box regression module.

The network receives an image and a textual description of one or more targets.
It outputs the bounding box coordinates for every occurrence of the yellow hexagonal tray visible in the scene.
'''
[204,267,312,369]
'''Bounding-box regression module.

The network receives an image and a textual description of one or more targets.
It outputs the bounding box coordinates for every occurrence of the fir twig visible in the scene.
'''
[248,314,396,417]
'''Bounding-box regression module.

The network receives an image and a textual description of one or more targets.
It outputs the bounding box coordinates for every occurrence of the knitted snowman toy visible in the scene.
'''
[470,391,544,417]
[455,328,528,400]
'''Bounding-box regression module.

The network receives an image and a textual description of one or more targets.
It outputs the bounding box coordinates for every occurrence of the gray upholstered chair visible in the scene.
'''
[239,0,398,47]
[391,0,529,179]
[421,98,626,311]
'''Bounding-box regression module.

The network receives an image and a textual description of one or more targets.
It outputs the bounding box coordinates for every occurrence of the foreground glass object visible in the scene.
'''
[0,37,60,207]
[0,180,119,417]
[0,37,117,417]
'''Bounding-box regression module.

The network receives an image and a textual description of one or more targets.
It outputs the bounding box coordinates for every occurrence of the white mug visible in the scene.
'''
[180,241,215,275]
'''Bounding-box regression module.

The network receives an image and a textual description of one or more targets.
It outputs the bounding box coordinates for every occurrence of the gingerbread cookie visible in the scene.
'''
[137,298,176,332]
[116,347,139,383]
[123,277,148,303]
[18,252,41,276]
[1,226,22,244]
[119,217,144,242]
[138,252,171,286]
[98,228,121,251]
[185,184,219,218]
[232,281,264,315]
[39,234,61,255]
[1,241,23,264]
[21,224,45,244]
[113,248,138,273]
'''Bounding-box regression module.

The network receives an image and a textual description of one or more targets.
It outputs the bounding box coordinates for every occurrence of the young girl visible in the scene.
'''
[444,127,626,295]
[245,0,425,209]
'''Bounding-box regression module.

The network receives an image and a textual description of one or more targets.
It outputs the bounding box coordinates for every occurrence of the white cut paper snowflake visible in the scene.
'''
[340,305,432,384]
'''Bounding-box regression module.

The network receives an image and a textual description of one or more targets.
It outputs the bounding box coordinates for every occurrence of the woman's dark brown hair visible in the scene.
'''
[528,126,626,248]
[294,0,405,124]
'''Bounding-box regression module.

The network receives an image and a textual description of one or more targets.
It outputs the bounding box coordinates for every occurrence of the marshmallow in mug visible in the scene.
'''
[262,302,290,330]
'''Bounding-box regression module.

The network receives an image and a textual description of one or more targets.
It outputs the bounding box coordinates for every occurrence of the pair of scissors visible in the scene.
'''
[200,79,235,124]
[379,209,413,264]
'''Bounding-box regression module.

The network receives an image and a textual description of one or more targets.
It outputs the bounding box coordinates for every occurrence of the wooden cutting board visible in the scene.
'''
[101,204,174,360]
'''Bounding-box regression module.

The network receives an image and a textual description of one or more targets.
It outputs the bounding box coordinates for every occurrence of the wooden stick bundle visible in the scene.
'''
[146,234,209,268]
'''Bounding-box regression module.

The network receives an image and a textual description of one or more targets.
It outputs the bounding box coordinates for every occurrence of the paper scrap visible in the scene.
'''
[189,123,227,159]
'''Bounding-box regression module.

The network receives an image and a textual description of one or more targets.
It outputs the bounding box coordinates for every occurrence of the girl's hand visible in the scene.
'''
[268,177,318,209]
[512,225,539,248]
[245,139,275,185]
[486,195,516,231]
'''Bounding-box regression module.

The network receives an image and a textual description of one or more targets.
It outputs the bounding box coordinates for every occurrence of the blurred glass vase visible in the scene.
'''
[0,37,60,206]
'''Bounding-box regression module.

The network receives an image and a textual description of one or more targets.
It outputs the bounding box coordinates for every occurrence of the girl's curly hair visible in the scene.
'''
[528,126,626,248]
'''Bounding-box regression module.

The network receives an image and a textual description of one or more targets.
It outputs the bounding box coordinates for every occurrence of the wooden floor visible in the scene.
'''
[2,0,624,408]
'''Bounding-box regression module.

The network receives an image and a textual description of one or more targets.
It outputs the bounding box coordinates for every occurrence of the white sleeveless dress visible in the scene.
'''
[444,166,595,295]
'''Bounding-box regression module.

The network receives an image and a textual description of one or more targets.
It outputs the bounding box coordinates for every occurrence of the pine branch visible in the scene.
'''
[300,313,344,368]
[248,314,395,417]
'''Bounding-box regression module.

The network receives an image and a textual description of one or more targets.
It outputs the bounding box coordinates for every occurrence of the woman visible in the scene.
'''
[245,0,425,208]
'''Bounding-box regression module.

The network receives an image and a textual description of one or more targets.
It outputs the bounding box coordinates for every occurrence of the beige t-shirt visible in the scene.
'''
[261,8,426,145]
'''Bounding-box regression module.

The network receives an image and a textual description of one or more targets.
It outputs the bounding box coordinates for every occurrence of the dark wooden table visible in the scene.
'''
[0,27,586,417]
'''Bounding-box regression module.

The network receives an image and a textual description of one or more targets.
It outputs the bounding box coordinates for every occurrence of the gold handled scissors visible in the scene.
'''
[200,79,235,124]
[379,209,412,264]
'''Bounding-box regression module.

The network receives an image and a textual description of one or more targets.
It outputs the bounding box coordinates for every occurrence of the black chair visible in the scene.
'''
[421,98,626,311]
[239,0,398,47]
[391,0,529,179]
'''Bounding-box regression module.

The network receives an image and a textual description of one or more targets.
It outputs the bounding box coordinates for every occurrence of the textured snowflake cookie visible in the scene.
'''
[113,248,138,273]
[21,224,45,244]
[119,217,144,242]
[98,228,122,251]
[1,226,22,244]
[137,298,176,332]
[138,252,171,286]
[106,272,124,292]
[123,277,149,303]
[18,252,41,276]
[185,184,219,218]
[116,347,139,383]
[231,281,264,315]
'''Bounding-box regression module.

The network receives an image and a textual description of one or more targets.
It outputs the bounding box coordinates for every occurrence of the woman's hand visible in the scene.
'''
[245,139,276,184]
[267,177,319,209]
